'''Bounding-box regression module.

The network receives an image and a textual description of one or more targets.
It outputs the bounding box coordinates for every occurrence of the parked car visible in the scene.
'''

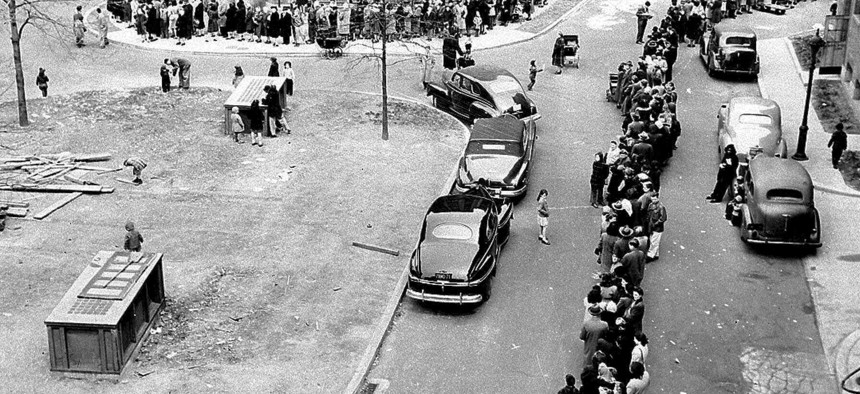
[424,65,541,124]
[454,115,536,199]
[739,157,821,248]
[700,24,760,77]
[717,97,788,173]
[406,185,513,305]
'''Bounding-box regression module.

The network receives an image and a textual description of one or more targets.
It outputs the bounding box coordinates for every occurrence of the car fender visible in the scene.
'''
[470,101,499,120]
[425,81,447,98]
[740,204,754,241]
[810,207,822,245]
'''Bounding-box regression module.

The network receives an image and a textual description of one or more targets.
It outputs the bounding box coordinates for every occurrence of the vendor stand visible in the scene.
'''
[223,76,287,136]
[44,251,165,376]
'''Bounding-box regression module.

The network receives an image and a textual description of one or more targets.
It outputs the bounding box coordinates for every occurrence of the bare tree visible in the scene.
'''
[344,1,435,141]
[2,0,68,126]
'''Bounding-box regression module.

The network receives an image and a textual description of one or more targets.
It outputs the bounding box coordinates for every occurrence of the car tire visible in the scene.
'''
[481,278,492,302]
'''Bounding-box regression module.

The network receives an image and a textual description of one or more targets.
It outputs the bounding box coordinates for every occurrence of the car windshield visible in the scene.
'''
[738,114,773,126]
[467,141,523,156]
[487,76,523,95]
[431,223,473,240]
[766,188,804,202]
[725,36,754,47]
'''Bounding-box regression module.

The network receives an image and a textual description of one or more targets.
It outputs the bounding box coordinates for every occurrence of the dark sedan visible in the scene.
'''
[455,115,536,199]
[700,24,760,77]
[406,186,512,305]
[425,65,541,124]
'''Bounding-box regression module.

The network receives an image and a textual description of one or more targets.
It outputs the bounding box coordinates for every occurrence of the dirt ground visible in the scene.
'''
[812,79,859,135]
[0,88,466,393]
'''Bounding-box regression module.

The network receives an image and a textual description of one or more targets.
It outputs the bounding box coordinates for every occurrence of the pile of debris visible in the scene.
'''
[0,152,117,222]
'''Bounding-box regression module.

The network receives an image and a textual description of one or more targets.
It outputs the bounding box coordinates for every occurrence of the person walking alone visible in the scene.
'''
[124,221,144,252]
[635,1,652,44]
[706,144,738,203]
[283,61,294,96]
[268,56,279,77]
[96,8,110,48]
[35,68,49,97]
[828,122,848,169]
[527,59,544,91]
[537,189,551,245]
[590,152,609,207]
[551,31,565,74]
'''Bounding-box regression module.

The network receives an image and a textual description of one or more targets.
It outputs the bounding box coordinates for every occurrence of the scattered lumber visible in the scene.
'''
[63,174,98,186]
[5,207,29,217]
[34,192,83,220]
[115,178,137,185]
[0,200,29,208]
[0,184,113,194]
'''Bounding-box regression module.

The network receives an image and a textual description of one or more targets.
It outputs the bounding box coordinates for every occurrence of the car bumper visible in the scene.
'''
[405,288,483,304]
[716,67,759,76]
[454,183,526,198]
[743,237,822,248]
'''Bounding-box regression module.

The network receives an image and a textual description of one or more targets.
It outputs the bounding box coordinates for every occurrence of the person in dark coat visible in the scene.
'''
[268,6,280,44]
[194,0,205,35]
[551,31,565,74]
[557,374,580,394]
[442,31,463,70]
[262,85,284,136]
[248,99,265,146]
[268,57,279,77]
[619,239,646,287]
[146,4,160,40]
[35,68,49,97]
[828,122,848,169]
[236,0,246,35]
[226,1,238,38]
[590,152,609,208]
[707,144,739,202]
[279,6,293,45]
[160,63,171,92]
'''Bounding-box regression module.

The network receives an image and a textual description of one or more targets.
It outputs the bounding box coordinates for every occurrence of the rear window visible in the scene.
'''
[738,114,772,125]
[432,223,473,240]
[766,189,803,202]
[725,36,754,46]
[467,141,522,156]
[487,76,523,95]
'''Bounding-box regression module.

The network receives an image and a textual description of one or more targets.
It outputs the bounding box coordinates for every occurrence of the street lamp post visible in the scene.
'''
[791,29,827,161]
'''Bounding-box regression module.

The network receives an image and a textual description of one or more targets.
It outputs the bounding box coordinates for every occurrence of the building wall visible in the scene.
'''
[844,0,860,82]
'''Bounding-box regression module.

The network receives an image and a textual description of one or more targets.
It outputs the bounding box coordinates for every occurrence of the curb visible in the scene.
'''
[339,90,469,394]
[761,38,860,199]
[87,0,589,58]
[835,330,860,392]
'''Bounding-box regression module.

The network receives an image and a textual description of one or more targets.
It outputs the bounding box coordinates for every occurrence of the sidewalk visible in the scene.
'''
[758,37,860,393]
[94,0,584,57]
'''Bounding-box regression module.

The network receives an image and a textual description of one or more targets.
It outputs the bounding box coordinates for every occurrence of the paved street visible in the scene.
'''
[367,0,836,392]
[1,0,852,391]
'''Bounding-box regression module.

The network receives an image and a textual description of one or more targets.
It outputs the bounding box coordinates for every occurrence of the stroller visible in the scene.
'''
[316,28,346,59]
[561,34,580,68]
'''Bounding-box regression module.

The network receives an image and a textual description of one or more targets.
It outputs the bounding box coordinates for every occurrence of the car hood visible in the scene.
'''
[418,241,479,281]
[727,125,781,160]
[464,155,523,184]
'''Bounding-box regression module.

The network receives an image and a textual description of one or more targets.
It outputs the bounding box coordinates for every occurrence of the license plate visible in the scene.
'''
[435,272,452,280]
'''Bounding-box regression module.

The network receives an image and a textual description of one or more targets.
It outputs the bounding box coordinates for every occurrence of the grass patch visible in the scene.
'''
[837,150,860,191]
[812,79,860,135]
[790,34,815,71]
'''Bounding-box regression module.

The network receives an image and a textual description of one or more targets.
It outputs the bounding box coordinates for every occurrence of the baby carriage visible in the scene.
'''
[561,34,580,68]
[316,28,346,59]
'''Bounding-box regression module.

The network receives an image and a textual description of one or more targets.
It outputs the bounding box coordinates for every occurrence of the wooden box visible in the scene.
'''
[44,251,165,375]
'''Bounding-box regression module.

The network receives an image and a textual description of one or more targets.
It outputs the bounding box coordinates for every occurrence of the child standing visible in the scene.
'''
[537,189,550,245]
[230,106,245,143]
[124,221,144,252]
[160,63,172,92]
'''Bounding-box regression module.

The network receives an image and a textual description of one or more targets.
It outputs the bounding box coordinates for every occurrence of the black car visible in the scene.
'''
[406,185,513,304]
[424,65,541,124]
[699,24,760,77]
[455,115,536,199]
[107,0,125,19]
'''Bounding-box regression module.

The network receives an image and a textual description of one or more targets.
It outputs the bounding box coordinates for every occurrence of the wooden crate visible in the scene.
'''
[44,251,165,375]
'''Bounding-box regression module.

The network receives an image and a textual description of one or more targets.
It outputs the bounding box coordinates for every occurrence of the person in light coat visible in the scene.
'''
[337,3,351,37]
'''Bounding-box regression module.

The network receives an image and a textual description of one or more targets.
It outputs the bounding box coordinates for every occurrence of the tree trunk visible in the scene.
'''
[381,3,389,141]
[8,0,30,127]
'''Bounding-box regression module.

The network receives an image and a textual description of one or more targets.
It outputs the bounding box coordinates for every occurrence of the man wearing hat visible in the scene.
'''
[632,133,654,164]
[613,225,635,263]
[580,305,609,368]
[828,122,848,169]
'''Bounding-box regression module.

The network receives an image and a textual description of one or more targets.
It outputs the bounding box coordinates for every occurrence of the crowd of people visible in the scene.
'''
[107,0,547,46]
[553,3,700,393]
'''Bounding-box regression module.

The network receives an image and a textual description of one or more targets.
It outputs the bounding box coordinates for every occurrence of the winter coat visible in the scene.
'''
[591,161,609,186]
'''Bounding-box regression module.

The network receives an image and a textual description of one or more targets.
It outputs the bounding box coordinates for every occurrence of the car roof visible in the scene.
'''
[470,116,525,143]
[729,97,779,116]
[458,65,517,83]
[423,210,485,244]
[749,157,812,193]
[714,24,756,38]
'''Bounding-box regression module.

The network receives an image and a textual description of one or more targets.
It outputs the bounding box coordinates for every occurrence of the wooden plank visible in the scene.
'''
[0,184,110,193]
[75,165,116,172]
[6,207,29,217]
[34,192,83,220]
[96,168,124,175]
[351,241,400,256]
[72,153,112,162]
[115,178,137,185]
[0,160,42,170]
[0,200,29,208]
[63,174,98,186]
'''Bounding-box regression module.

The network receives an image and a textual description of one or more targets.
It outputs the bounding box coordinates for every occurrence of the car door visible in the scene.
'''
[447,75,475,118]
[523,119,536,166]
[445,74,468,117]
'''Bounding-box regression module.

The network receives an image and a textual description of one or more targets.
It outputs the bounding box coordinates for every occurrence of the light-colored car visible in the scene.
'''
[700,24,760,77]
[717,97,788,172]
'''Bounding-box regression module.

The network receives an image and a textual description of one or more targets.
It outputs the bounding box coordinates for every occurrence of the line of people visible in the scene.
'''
[559,9,692,394]
[109,0,549,47]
